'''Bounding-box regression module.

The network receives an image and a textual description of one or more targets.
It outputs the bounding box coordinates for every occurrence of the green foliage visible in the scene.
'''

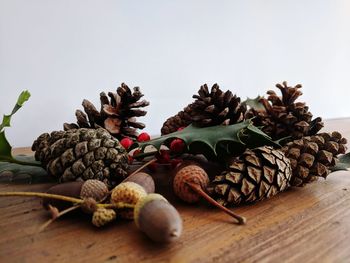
[243,96,265,111]
[0,90,42,170]
[0,155,49,183]
[331,153,350,171]
[134,120,279,161]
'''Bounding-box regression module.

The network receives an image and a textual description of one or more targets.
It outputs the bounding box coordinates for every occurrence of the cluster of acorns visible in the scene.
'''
[43,173,183,243]
[27,81,348,242]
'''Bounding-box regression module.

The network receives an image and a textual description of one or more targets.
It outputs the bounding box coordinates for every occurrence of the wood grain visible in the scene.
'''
[1,119,350,263]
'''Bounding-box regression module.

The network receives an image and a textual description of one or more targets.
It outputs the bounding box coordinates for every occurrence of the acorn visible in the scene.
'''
[124,172,155,194]
[134,193,182,243]
[173,163,246,224]
[43,179,109,210]
[110,182,147,219]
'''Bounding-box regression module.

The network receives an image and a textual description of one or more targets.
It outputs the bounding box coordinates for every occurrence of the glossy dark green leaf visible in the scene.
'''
[133,120,279,161]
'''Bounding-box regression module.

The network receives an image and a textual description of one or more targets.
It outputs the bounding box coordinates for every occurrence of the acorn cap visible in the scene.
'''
[80,179,109,202]
[111,181,147,219]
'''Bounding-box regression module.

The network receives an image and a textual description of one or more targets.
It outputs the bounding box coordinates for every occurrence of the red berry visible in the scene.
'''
[177,127,185,131]
[128,155,134,164]
[170,139,185,153]
[120,137,133,150]
[137,132,151,142]
[156,150,171,164]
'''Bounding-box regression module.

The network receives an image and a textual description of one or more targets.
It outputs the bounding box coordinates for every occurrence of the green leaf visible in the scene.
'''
[16,90,31,107]
[0,131,12,159]
[0,155,52,183]
[243,96,265,111]
[0,90,31,131]
[134,120,279,161]
[0,90,41,167]
[331,153,350,171]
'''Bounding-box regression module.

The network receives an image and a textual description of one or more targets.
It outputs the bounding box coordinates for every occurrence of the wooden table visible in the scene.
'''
[1,118,350,263]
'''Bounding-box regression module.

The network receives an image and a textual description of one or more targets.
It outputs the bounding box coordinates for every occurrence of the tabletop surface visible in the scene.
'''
[1,118,350,263]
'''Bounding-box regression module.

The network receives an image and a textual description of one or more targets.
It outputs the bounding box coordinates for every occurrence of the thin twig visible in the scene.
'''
[38,205,80,233]
[123,158,157,182]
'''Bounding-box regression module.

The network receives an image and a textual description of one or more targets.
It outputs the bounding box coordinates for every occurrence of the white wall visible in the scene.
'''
[1,0,350,147]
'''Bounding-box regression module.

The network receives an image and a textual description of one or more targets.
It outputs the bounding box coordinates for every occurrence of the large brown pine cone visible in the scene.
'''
[32,128,129,188]
[209,146,292,206]
[161,84,246,135]
[246,81,324,140]
[282,131,347,186]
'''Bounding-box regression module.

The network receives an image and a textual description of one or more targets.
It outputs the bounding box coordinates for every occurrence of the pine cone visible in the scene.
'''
[64,83,149,139]
[282,131,347,186]
[32,128,129,188]
[161,84,246,135]
[246,81,324,140]
[209,146,292,206]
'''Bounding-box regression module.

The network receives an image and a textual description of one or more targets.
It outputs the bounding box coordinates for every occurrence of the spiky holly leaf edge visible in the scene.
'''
[0,91,48,182]
[132,120,280,161]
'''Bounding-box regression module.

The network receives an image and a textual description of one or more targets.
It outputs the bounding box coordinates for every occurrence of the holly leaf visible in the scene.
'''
[134,120,279,161]
[0,90,31,131]
[0,90,42,167]
[331,153,350,171]
[0,155,51,183]
[243,96,265,111]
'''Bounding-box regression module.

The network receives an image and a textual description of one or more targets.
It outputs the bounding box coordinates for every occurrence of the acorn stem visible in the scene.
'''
[98,202,135,209]
[38,204,80,232]
[0,191,135,210]
[0,191,83,204]
[125,158,157,180]
[185,182,246,225]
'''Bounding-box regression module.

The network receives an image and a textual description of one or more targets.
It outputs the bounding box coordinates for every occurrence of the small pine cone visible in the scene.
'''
[92,208,116,227]
[31,128,129,188]
[64,83,149,139]
[209,146,292,206]
[161,84,246,135]
[246,81,324,140]
[282,131,348,186]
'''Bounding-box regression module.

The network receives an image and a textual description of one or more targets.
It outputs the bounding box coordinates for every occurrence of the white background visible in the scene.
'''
[1,0,350,147]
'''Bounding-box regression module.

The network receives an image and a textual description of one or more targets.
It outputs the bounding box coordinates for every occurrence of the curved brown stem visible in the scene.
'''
[38,205,80,233]
[0,192,135,210]
[123,158,157,182]
[185,182,246,225]
[0,191,83,203]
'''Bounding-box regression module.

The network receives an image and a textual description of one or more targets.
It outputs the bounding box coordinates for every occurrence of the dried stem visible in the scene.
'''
[0,191,83,203]
[185,182,246,225]
[0,192,134,210]
[124,158,157,181]
[38,205,80,232]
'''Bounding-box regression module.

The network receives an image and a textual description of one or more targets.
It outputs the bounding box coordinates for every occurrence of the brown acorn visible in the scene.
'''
[134,193,182,243]
[174,163,246,224]
[43,179,108,210]
[124,172,155,194]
